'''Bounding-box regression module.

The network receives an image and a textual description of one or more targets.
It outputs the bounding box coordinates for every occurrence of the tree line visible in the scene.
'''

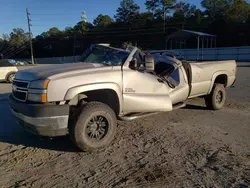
[0,0,250,59]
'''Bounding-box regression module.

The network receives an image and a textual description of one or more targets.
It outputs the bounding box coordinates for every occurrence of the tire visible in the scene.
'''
[70,102,117,152]
[205,84,226,110]
[7,72,15,83]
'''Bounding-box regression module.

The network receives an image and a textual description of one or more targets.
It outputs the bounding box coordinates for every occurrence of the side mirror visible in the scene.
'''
[145,55,154,72]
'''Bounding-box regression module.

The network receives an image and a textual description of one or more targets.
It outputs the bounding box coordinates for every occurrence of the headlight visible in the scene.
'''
[29,79,50,89]
[28,79,49,102]
[27,93,47,103]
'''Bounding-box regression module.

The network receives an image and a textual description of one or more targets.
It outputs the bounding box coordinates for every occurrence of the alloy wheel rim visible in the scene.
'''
[216,91,223,104]
[9,74,14,82]
[86,116,109,141]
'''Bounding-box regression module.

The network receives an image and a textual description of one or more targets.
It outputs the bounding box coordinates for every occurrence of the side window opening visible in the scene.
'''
[168,68,180,87]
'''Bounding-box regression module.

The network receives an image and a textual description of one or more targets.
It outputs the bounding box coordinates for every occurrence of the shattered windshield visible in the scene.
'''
[79,45,130,66]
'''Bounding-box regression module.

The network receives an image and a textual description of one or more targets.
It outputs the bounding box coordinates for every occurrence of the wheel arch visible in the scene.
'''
[208,71,228,94]
[65,83,123,116]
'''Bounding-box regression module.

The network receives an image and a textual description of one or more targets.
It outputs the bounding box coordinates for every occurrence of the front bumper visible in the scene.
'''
[9,95,70,137]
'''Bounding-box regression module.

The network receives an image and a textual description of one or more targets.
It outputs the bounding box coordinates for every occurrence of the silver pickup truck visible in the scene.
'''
[9,44,236,151]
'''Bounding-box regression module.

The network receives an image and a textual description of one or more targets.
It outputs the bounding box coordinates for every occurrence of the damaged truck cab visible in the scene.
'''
[9,44,236,152]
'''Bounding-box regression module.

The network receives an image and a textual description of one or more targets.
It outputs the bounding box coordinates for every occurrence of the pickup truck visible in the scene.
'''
[9,44,236,152]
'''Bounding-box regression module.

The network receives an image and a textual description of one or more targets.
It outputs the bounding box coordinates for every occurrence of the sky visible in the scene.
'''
[0,0,203,37]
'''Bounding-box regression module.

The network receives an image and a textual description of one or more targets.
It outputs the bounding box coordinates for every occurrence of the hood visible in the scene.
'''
[15,62,107,81]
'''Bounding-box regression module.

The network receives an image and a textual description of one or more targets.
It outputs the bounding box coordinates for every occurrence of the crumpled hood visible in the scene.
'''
[15,62,106,81]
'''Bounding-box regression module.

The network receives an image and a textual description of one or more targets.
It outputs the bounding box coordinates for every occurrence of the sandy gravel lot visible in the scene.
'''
[0,63,249,188]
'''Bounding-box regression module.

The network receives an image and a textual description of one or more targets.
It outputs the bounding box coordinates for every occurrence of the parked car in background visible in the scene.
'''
[0,59,18,83]
[0,59,38,83]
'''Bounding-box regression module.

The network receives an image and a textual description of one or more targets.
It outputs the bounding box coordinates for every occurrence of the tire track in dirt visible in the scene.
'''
[58,118,176,187]
[84,113,206,187]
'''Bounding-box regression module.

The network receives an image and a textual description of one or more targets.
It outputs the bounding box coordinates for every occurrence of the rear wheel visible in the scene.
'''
[7,72,15,83]
[205,84,226,110]
[70,102,117,152]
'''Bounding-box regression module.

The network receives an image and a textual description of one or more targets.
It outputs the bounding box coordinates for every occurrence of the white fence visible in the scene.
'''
[165,46,250,61]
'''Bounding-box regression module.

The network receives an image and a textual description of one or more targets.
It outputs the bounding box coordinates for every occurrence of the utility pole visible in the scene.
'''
[26,8,35,64]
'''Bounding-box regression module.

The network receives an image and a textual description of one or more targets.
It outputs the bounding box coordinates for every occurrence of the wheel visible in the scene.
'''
[70,102,117,152]
[205,84,226,110]
[7,72,15,83]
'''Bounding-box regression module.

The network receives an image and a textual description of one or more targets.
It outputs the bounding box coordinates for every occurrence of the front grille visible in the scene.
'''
[12,80,29,102]
[13,90,27,101]
[13,80,29,89]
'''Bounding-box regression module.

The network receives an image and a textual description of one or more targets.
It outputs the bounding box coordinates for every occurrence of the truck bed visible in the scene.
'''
[183,60,236,98]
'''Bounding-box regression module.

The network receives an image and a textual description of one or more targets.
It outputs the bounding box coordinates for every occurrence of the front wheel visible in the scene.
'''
[205,84,226,110]
[70,102,117,152]
[7,72,15,83]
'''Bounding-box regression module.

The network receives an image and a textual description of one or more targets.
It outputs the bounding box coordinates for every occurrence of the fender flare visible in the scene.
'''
[208,71,228,94]
[64,82,123,113]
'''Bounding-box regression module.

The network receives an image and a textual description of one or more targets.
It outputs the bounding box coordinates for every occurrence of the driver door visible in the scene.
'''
[122,55,173,114]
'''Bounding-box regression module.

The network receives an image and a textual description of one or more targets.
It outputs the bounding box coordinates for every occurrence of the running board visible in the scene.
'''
[173,102,186,110]
[119,103,186,121]
[119,112,160,121]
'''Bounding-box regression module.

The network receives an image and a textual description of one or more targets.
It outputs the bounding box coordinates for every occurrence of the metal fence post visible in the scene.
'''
[236,47,239,61]
[217,48,219,60]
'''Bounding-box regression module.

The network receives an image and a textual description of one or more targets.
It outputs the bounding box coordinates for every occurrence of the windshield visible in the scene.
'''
[79,45,130,66]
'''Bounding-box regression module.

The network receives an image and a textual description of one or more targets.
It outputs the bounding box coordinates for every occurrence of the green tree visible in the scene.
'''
[172,1,196,24]
[9,28,29,46]
[47,27,62,37]
[0,34,9,52]
[93,14,114,27]
[115,0,140,22]
[63,27,75,39]
[145,0,176,18]
[74,21,93,34]
[195,9,203,25]
[201,0,232,19]
[174,2,196,18]
[226,0,250,23]
[0,38,4,52]
[134,12,155,22]
[1,28,29,58]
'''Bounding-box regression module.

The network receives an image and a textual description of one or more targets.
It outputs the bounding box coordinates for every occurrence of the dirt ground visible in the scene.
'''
[0,63,250,188]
